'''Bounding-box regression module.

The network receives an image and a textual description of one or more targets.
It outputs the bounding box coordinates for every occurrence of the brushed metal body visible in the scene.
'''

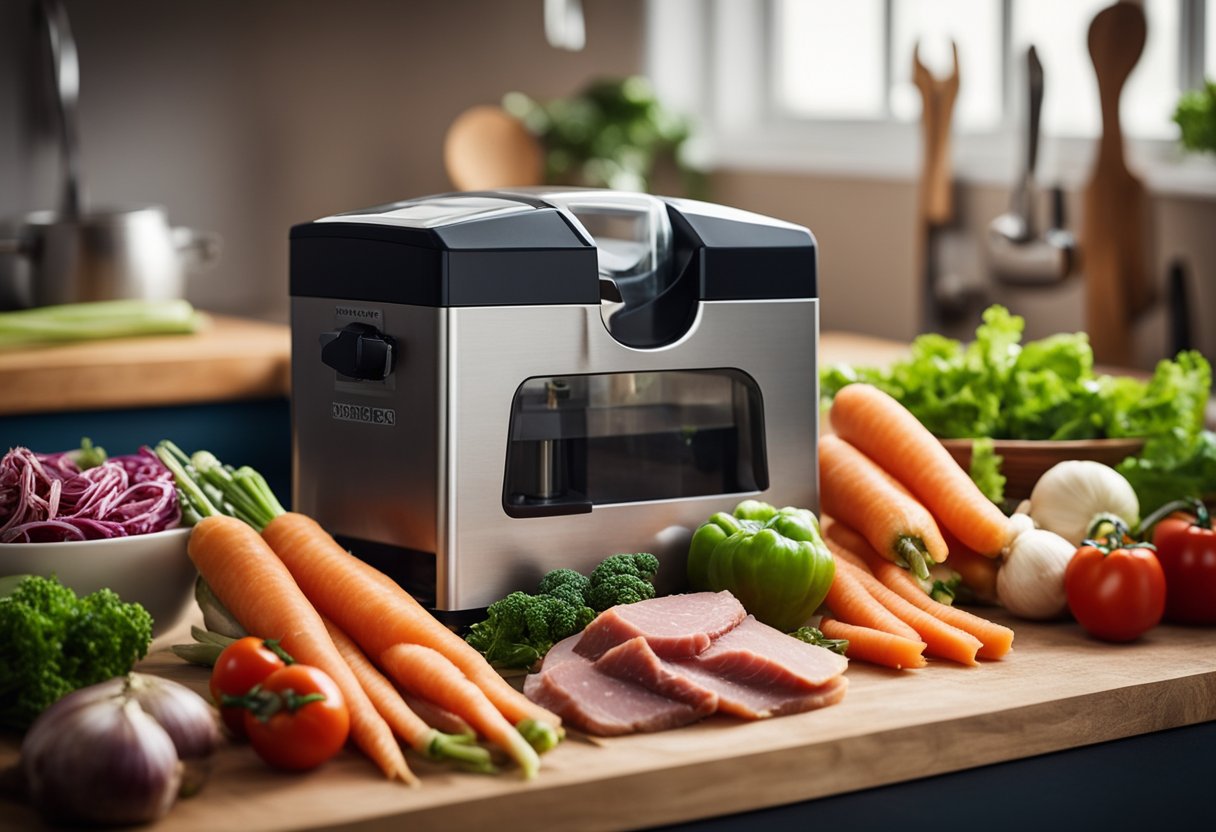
[291,295,819,611]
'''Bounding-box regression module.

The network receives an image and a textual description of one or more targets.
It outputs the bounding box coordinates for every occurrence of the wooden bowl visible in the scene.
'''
[940,438,1147,503]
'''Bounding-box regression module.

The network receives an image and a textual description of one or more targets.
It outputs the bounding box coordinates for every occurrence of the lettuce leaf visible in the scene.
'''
[968,437,1006,505]
[1117,430,1216,516]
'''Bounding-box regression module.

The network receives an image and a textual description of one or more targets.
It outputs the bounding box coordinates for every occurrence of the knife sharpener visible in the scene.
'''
[289,189,819,620]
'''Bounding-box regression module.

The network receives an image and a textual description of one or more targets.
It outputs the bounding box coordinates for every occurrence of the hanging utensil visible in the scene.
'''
[988,46,1077,286]
[1082,0,1149,366]
[42,0,84,218]
[913,40,974,328]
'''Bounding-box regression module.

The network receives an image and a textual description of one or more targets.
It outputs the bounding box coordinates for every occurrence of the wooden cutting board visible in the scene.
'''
[0,314,290,416]
[2,612,1212,831]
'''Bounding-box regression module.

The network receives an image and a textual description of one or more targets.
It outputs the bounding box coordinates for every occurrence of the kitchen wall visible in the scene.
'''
[2,0,1211,371]
[0,0,645,320]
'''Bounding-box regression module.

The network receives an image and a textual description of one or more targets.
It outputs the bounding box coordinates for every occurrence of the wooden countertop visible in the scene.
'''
[0,326,1212,829]
[2,612,1213,832]
[0,325,904,419]
[0,314,291,417]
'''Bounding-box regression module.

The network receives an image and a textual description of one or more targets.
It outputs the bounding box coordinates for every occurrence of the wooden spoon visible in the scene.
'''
[912,40,960,227]
[1081,1,1149,367]
[912,40,961,327]
[443,105,544,191]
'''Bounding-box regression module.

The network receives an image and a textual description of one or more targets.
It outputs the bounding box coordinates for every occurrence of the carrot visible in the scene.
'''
[828,523,1014,660]
[819,616,927,670]
[323,618,493,774]
[824,539,981,666]
[380,643,539,780]
[830,383,1015,557]
[941,528,1000,604]
[819,433,949,579]
[186,515,412,782]
[260,512,563,744]
[824,554,921,641]
[399,692,476,741]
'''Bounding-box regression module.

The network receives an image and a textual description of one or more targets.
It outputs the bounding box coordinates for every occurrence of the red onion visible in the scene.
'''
[20,673,221,825]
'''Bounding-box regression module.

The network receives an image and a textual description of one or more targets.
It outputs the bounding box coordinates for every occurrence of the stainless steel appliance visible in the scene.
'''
[289,189,820,619]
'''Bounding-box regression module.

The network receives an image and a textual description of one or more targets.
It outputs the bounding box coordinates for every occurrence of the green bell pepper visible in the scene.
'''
[686,500,836,632]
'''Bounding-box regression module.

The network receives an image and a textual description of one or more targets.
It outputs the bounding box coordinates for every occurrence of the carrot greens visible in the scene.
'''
[154,441,284,530]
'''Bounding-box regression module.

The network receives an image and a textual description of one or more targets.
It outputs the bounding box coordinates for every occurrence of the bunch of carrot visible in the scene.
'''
[816,384,1016,670]
[156,442,562,784]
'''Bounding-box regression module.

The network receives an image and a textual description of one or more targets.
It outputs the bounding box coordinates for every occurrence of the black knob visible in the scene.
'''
[319,323,395,380]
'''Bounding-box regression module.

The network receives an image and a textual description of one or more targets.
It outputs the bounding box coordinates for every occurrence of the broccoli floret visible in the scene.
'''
[464,590,594,671]
[586,552,660,612]
[523,594,595,647]
[536,568,590,608]
[0,575,153,730]
[466,553,661,668]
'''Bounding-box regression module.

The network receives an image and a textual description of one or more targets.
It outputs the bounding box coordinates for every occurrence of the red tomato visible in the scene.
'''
[243,664,350,771]
[209,637,291,736]
[1151,511,1216,625]
[1065,538,1166,642]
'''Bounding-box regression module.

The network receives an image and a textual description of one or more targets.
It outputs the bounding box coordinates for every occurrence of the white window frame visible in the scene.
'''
[646,0,1216,198]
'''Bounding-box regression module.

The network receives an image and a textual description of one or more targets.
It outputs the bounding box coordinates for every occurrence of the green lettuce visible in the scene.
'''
[968,437,1006,505]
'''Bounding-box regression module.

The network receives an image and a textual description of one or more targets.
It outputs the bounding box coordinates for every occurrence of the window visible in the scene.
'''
[646,0,1215,190]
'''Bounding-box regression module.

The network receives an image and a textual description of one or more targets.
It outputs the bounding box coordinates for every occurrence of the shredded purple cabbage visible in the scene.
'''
[0,445,181,543]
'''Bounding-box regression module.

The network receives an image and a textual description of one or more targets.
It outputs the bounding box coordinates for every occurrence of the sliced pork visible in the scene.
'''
[670,660,848,719]
[574,591,747,660]
[592,637,719,712]
[691,615,849,689]
[524,635,714,736]
[590,619,849,720]
[523,591,849,736]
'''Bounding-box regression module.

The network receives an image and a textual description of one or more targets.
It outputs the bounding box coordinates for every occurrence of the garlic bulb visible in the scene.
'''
[996,525,1077,620]
[1028,460,1140,545]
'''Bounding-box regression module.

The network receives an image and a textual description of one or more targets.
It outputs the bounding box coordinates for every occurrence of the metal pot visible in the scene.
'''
[0,206,220,308]
[0,2,221,310]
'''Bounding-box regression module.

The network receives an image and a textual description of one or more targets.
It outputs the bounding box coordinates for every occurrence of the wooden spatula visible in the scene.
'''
[1082,1,1149,367]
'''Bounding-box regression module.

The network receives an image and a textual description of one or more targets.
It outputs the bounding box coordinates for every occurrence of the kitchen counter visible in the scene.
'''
[2,325,1212,829]
[1,611,1212,831]
[0,314,290,416]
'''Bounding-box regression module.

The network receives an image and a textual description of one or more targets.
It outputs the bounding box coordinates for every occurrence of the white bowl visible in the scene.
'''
[0,527,196,637]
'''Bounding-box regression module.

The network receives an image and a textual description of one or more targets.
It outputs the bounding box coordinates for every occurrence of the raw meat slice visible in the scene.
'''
[691,616,849,689]
[589,621,849,721]
[671,660,849,719]
[592,637,719,712]
[574,591,747,660]
[523,650,714,736]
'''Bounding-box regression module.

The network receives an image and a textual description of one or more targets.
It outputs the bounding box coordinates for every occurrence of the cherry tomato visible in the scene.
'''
[1065,535,1166,642]
[1146,501,1216,625]
[209,637,292,736]
[243,664,350,771]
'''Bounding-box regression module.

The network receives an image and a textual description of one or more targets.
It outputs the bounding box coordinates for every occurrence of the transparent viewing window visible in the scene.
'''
[503,369,768,517]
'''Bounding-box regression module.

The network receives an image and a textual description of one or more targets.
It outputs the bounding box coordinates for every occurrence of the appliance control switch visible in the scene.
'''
[319,323,396,380]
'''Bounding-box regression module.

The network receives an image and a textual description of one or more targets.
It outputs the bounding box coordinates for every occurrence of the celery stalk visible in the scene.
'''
[0,300,204,347]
